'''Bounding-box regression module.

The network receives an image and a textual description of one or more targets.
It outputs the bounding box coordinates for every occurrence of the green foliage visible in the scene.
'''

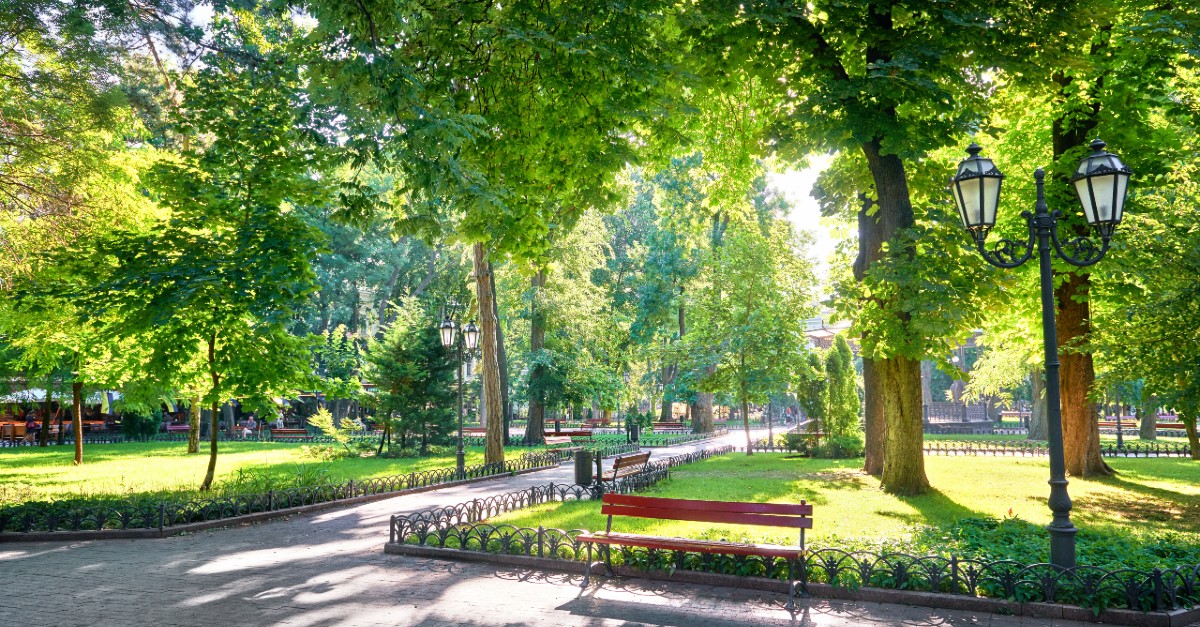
[367,299,457,450]
[823,336,861,438]
[119,408,161,441]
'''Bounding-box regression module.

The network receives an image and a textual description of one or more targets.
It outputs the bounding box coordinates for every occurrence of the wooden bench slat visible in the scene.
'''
[599,504,813,529]
[603,493,813,517]
[577,532,804,558]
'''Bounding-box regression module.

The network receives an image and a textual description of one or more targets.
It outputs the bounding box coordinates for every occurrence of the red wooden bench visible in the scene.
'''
[578,493,812,609]
[270,428,312,441]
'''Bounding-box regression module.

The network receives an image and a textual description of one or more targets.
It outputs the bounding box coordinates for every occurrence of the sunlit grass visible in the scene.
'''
[0,441,512,504]
[493,454,1200,552]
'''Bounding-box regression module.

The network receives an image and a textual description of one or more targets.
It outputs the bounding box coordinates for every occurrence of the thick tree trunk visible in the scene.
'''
[691,392,714,434]
[862,359,885,475]
[1029,367,1049,440]
[489,263,512,443]
[71,380,83,465]
[188,397,201,453]
[920,360,933,407]
[1138,392,1156,441]
[1178,410,1199,460]
[526,270,546,444]
[473,243,505,464]
[39,396,51,446]
[200,337,220,491]
[880,355,929,495]
[1055,272,1112,476]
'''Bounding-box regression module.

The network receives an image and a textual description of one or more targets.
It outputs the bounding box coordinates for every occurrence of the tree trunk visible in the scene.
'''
[856,139,919,484]
[525,270,547,444]
[691,392,714,434]
[473,243,505,464]
[1183,412,1198,461]
[188,396,201,453]
[489,262,512,443]
[862,359,885,475]
[1138,392,1156,441]
[880,355,929,495]
[741,356,752,456]
[71,380,83,465]
[1054,272,1112,476]
[920,360,933,407]
[1029,367,1049,440]
[200,336,220,491]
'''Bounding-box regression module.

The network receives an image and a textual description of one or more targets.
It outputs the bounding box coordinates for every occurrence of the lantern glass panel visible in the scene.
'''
[464,321,481,350]
[439,319,456,348]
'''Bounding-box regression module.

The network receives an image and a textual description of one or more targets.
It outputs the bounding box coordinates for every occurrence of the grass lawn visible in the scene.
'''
[0,441,523,504]
[492,454,1200,566]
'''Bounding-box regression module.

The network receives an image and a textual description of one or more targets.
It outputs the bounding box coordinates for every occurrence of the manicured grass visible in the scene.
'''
[0,441,506,504]
[492,454,1200,564]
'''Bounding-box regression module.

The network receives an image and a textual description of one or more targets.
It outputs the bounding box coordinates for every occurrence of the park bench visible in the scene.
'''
[578,493,813,609]
[597,451,651,483]
[543,435,582,457]
[165,424,190,433]
[462,427,487,437]
[651,421,688,433]
[543,429,593,439]
[270,428,312,442]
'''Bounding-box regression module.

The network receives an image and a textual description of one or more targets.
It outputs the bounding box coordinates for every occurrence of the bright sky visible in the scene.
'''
[766,154,844,282]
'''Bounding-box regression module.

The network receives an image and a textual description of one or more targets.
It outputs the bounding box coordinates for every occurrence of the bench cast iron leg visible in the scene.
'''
[603,544,614,576]
[582,544,593,589]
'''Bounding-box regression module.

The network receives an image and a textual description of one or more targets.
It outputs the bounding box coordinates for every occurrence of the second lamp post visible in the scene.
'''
[440,314,480,479]
[950,138,1131,570]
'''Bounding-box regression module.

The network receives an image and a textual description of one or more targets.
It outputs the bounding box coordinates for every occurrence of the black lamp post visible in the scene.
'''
[440,314,480,478]
[950,138,1131,570]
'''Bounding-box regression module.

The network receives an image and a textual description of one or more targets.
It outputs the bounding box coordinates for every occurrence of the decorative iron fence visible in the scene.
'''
[735,439,1193,457]
[925,440,1193,458]
[0,452,559,534]
[0,431,385,447]
[389,447,1199,614]
[635,430,728,447]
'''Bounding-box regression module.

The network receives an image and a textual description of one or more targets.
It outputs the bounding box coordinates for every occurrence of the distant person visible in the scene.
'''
[23,410,40,443]
[243,416,257,438]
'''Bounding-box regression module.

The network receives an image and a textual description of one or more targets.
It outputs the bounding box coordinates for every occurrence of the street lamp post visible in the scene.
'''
[440,314,480,479]
[950,139,1131,570]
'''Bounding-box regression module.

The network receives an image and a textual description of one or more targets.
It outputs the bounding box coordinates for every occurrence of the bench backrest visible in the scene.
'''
[600,493,812,529]
[544,436,573,446]
[612,452,650,469]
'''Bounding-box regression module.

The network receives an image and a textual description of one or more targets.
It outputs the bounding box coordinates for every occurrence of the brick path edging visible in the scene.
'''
[0,463,558,543]
[383,542,1200,627]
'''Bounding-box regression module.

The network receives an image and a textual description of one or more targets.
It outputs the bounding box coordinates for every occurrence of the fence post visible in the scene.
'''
[538,526,544,558]
[268,490,275,511]
[158,503,165,532]
[1153,568,1165,611]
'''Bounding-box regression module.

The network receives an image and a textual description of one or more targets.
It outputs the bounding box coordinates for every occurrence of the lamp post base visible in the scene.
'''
[456,449,465,480]
[1047,523,1078,570]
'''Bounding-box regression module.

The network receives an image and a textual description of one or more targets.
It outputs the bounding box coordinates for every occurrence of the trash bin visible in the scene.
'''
[574,450,593,485]
[630,422,640,443]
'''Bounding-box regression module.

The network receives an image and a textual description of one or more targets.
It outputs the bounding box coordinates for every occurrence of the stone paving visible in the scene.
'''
[0,432,1146,626]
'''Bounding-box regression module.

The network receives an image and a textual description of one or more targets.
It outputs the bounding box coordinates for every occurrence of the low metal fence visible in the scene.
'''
[0,452,559,534]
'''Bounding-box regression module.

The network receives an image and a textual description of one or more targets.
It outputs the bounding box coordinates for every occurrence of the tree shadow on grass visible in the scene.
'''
[880,488,985,530]
[1071,473,1200,533]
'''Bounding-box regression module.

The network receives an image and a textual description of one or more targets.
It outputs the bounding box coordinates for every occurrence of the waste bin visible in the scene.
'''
[574,450,594,485]
[630,422,640,443]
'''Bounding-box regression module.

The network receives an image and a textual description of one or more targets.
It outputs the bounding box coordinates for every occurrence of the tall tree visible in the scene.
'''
[58,20,331,489]
[687,1,1014,493]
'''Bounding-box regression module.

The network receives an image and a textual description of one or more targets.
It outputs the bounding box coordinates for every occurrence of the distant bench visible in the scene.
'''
[597,451,650,483]
[165,424,191,433]
[651,422,688,433]
[578,494,813,609]
[543,435,582,456]
[270,428,312,441]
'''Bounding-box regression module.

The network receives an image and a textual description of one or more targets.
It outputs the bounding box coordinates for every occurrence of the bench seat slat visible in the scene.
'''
[577,531,804,558]
[604,493,812,517]
[599,504,812,529]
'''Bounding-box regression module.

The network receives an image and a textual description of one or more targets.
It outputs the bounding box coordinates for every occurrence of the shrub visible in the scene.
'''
[120,409,161,441]
[813,434,865,459]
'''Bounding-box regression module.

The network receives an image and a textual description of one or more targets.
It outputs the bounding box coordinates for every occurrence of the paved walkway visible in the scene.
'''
[0,432,1121,626]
